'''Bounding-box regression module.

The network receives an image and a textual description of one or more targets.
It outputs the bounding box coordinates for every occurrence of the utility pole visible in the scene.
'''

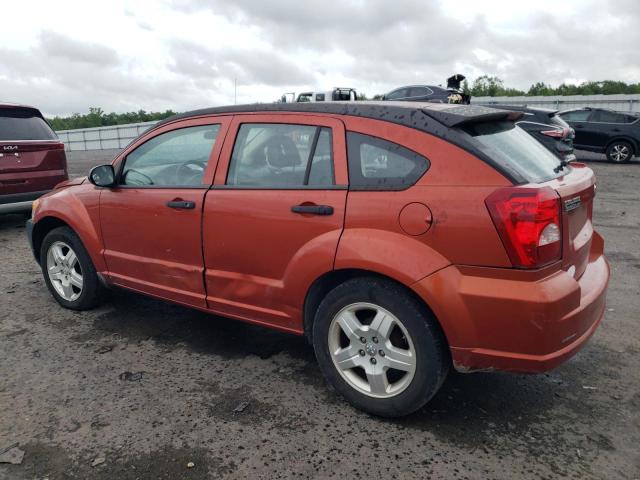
[234,78,237,105]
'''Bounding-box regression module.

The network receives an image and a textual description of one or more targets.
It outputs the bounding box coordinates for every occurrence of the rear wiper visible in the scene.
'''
[553,159,569,173]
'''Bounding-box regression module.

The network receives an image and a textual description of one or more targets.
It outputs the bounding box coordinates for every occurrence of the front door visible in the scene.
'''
[99,117,230,308]
[202,114,348,332]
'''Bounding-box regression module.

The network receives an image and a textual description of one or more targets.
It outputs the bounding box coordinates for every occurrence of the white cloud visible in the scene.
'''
[0,0,638,116]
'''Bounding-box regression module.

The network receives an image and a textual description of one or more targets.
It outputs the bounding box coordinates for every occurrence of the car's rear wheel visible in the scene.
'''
[312,277,449,417]
[40,226,104,310]
[606,141,633,163]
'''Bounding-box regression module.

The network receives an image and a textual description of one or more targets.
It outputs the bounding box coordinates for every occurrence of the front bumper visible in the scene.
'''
[26,219,37,261]
[412,232,610,373]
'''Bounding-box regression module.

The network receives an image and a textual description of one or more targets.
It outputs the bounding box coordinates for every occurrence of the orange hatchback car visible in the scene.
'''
[27,102,609,416]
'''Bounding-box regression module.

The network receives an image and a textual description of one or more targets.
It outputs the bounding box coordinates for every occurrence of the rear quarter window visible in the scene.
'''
[346,132,429,190]
[463,122,565,183]
[0,108,57,141]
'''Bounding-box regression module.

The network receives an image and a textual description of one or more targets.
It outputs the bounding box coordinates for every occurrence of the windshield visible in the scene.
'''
[464,121,566,183]
[0,108,57,141]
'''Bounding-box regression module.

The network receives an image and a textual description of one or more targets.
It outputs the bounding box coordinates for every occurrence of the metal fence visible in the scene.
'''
[472,93,640,113]
[55,94,640,151]
[55,121,157,151]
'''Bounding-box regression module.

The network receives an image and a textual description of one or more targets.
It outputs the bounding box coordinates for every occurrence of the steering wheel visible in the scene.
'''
[176,160,207,185]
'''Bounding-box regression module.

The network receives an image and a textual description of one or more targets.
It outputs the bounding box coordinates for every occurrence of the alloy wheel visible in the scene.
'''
[328,302,416,398]
[611,144,630,162]
[46,241,83,301]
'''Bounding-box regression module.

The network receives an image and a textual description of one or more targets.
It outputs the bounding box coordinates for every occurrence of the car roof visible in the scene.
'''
[154,101,522,132]
[0,102,41,112]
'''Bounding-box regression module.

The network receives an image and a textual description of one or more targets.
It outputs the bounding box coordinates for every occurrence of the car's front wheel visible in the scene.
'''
[606,141,633,163]
[40,226,105,310]
[312,277,449,417]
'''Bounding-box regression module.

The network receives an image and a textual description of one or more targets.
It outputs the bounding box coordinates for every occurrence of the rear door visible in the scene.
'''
[99,116,230,308]
[560,110,592,148]
[203,114,348,332]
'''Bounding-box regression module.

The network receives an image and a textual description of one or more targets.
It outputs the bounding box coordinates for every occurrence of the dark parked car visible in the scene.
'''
[493,105,576,163]
[558,108,640,163]
[382,74,470,104]
[27,102,609,417]
[0,103,68,213]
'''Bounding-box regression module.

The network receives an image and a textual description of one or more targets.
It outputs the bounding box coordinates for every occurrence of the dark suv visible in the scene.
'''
[0,104,68,213]
[558,108,639,162]
[494,105,576,162]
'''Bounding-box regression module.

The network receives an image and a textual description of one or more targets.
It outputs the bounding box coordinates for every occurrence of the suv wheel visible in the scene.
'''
[312,277,449,417]
[606,141,633,163]
[40,226,104,310]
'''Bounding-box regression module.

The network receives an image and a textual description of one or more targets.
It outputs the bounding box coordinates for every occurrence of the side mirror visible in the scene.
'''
[88,164,116,187]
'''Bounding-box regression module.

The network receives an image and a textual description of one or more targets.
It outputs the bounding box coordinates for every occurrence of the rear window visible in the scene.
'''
[464,122,565,183]
[0,108,57,141]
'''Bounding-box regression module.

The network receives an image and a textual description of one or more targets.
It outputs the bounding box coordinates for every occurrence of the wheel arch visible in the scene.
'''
[31,216,72,264]
[303,268,451,353]
[606,136,638,155]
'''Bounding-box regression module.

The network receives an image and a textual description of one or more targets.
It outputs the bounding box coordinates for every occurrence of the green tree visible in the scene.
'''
[471,75,505,97]
[47,108,177,131]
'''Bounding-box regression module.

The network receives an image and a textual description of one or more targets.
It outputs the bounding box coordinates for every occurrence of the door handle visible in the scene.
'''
[291,204,334,215]
[166,200,196,209]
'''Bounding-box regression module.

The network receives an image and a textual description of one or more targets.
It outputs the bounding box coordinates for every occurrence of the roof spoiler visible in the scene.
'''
[420,105,524,127]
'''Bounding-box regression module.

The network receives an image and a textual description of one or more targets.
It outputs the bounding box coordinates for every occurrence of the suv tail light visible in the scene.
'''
[486,186,562,268]
[541,127,569,139]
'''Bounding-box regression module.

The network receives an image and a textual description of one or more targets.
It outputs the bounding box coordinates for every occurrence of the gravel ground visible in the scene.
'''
[0,151,638,479]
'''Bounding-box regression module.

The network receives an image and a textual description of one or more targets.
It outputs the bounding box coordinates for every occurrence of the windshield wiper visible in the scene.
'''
[553,159,569,173]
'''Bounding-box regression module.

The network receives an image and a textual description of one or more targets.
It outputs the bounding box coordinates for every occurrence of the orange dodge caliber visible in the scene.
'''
[27,102,610,417]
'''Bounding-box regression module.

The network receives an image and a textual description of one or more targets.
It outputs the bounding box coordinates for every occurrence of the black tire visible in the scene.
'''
[606,141,634,163]
[312,276,449,417]
[40,226,105,310]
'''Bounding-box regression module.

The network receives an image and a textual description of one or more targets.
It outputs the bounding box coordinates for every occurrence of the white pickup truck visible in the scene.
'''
[280,88,358,103]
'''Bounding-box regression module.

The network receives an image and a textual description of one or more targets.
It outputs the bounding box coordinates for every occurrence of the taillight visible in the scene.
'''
[486,186,562,268]
[541,127,569,139]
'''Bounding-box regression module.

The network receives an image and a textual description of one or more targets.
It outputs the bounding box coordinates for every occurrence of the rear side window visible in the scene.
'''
[0,108,57,141]
[464,122,564,183]
[347,132,429,190]
[589,110,626,123]
[227,123,334,188]
[560,110,590,122]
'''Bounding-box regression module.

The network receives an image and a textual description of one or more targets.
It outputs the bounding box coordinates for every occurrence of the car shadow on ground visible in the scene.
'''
[75,286,589,445]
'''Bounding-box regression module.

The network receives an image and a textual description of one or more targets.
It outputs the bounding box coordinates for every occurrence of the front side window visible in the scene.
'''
[121,124,220,187]
[227,123,334,188]
[385,89,408,100]
[346,132,430,190]
[560,110,590,122]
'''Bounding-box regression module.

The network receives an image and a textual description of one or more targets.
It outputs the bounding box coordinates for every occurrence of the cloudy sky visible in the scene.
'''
[1,0,638,116]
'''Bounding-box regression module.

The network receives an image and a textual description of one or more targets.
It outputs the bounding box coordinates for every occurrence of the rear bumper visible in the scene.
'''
[0,190,49,213]
[412,232,610,373]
